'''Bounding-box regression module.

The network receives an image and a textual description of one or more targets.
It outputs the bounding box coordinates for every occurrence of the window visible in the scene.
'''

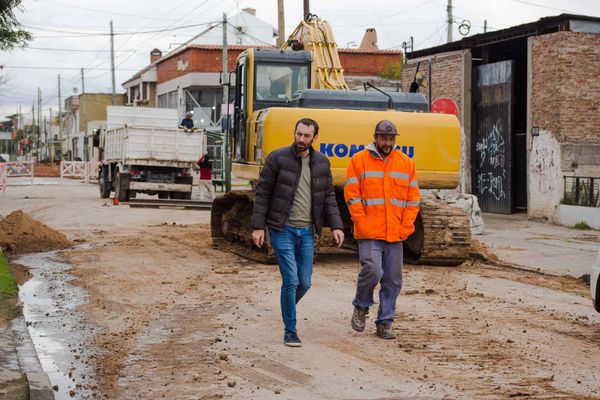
[255,63,309,102]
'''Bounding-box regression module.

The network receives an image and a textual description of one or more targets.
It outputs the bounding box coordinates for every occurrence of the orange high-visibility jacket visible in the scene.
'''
[344,143,420,242]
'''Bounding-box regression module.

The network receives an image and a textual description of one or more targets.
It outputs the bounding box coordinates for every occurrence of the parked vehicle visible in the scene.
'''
[591,248,600,312]
[95,106,205,201]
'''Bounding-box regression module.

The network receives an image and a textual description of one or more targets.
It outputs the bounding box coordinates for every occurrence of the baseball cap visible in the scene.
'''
[374,119,398,136]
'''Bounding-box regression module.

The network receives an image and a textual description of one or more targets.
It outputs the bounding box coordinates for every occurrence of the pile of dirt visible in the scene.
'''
[470,239,499,263]
[0,210,71,254]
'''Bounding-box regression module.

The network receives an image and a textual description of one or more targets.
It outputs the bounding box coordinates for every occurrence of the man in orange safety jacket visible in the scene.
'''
[344,119,420,339]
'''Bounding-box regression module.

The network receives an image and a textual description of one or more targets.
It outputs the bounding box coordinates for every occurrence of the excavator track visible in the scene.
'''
[408,197,472,266]
[212,192,472,266]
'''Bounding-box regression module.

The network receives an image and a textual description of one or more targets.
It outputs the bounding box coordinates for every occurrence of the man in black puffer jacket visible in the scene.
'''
[251,117,344,347]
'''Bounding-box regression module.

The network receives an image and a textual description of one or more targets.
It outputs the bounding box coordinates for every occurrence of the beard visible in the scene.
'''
[294,140,312,153]
[376,143,393,155]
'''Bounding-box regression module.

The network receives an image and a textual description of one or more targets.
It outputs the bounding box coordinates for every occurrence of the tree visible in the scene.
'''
[379,61,403,81]
[0,0,32,51]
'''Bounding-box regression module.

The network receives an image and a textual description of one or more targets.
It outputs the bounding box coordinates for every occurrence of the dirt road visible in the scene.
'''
[2,183,600,399]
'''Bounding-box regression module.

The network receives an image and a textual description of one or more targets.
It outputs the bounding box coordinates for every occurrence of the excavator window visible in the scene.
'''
[255,63,309,102]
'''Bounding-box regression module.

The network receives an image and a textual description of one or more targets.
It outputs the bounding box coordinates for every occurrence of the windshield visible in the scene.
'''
[255,63,310,102]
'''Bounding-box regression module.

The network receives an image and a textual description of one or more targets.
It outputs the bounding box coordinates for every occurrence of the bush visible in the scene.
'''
[573,221,592,230]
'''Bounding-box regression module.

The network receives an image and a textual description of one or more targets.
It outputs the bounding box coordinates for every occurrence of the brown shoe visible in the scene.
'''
[351,306,368,332]
[376,323,396,339]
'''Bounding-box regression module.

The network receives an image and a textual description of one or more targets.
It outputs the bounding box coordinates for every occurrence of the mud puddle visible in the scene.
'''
[15,249,97,399]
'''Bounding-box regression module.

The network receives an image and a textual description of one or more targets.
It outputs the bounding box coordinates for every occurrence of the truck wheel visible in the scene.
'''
[158,192,169,199]
[99,169,111,199]
[115,172,130,202]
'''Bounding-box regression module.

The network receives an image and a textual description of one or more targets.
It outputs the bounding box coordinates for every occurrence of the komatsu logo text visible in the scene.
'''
[319,143,415,158]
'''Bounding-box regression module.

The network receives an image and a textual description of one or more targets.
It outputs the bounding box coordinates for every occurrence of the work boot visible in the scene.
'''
[351,306,368,332]
[376,323,396,339]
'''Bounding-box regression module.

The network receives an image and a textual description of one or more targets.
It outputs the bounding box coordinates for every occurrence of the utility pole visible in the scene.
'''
[484,19,488,33]
[110,21,116,105]
[222,13,231,192]
[81,68,87,162]
[303,0,309,18]
[447,0,453,43]
[277,0,285,47]
[31,101,34,159]
[37,88,41,161]
[58,74,63,161]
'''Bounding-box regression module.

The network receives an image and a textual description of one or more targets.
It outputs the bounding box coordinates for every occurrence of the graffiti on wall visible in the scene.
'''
[528,130,562,220]
[476,123,506,201]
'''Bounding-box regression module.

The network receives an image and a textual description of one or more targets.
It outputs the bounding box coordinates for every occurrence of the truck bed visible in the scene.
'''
[103,125,204,166]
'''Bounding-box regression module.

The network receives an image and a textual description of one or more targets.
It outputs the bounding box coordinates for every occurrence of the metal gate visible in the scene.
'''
[473,60,514,213]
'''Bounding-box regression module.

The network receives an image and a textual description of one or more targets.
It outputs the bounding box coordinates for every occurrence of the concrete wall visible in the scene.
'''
[529,31,600,221]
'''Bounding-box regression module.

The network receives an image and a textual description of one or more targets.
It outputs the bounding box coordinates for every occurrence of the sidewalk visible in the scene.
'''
[477,212,600,278]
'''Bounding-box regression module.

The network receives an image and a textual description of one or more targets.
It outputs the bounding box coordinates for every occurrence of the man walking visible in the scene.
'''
[344,120,420,339]
[251,118,345,347]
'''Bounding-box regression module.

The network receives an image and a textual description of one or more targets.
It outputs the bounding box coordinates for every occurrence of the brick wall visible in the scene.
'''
[338,50,403,77]
[156,47,404,84]
[531,31,600,144]
[157,47,247,84]
[401,51,465,115]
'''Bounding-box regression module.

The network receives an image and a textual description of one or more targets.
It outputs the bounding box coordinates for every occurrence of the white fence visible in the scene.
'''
[60,161,99,183]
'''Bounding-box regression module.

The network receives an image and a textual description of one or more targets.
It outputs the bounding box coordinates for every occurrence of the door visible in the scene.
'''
[473,60,514,213]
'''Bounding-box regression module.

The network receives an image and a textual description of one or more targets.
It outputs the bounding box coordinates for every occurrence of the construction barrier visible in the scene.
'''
[4,161,34,184]
[0,163,6,195]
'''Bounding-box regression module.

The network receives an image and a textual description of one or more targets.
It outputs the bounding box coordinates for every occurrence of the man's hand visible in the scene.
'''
[332,229,345,248]
[252,229,265,248]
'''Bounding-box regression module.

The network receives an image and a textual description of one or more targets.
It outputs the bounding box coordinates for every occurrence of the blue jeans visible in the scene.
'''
[269,225,314,333]
[353,239,403,325]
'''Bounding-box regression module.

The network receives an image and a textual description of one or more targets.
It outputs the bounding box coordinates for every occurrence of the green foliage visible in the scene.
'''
[0,252,17,297]
[379,61,403,81]
[573,221,592,230]
[0,0,32,51]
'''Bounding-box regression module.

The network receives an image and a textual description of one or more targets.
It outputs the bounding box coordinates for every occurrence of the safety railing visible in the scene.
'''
[60,161,99,184]
[562,176,600,208]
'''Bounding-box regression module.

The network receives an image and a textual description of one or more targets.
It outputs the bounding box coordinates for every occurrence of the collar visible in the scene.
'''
[367,142,387,161]
[290,144,314,159]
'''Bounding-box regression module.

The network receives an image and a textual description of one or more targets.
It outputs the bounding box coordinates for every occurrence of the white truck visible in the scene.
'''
[95,106,205,201]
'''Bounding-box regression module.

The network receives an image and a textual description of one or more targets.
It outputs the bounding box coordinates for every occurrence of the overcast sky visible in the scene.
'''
[1,0,599,121]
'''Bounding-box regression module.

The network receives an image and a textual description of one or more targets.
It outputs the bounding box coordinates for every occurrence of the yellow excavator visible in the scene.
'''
[211,15,471,265]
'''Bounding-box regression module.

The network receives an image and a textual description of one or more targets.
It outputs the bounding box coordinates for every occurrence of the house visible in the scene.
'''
[62,93,126,161]
[401,14,600,225]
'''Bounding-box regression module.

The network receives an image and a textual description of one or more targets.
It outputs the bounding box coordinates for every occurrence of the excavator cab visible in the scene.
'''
[232,48,311,162]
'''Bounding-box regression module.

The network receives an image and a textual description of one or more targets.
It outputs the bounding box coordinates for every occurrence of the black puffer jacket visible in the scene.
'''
[251,145,343,235]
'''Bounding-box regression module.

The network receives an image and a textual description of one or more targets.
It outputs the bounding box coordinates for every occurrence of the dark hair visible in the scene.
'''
[294,118,319,136]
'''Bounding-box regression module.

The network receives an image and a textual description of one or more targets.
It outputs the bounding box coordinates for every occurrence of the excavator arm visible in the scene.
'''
[283,14,349,90]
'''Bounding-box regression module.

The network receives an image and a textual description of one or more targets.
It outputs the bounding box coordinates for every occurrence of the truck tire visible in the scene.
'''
[115,172,131,202]
[99,168,111,199]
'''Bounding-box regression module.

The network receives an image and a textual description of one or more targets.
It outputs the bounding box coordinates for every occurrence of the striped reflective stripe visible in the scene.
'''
[409,180,419,187]
[363,198,385,206]
[347,197,362,206]
[389,171,409,179]
[345,177,359,186]
[360,171,384,180]
[390,198,421,208]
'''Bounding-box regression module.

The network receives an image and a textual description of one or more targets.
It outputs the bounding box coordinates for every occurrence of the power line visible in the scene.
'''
[43,0,189,22]
[24,21,220,37]
[509,0,576,13]
[24,46,136,53]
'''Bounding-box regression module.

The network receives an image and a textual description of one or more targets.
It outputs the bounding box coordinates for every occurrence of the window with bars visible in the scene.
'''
[562,176,600,208]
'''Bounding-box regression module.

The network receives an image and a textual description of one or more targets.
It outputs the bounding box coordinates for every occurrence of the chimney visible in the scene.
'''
[150,48,162,63]
[242,7,256,16]
[359,28,378,51]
